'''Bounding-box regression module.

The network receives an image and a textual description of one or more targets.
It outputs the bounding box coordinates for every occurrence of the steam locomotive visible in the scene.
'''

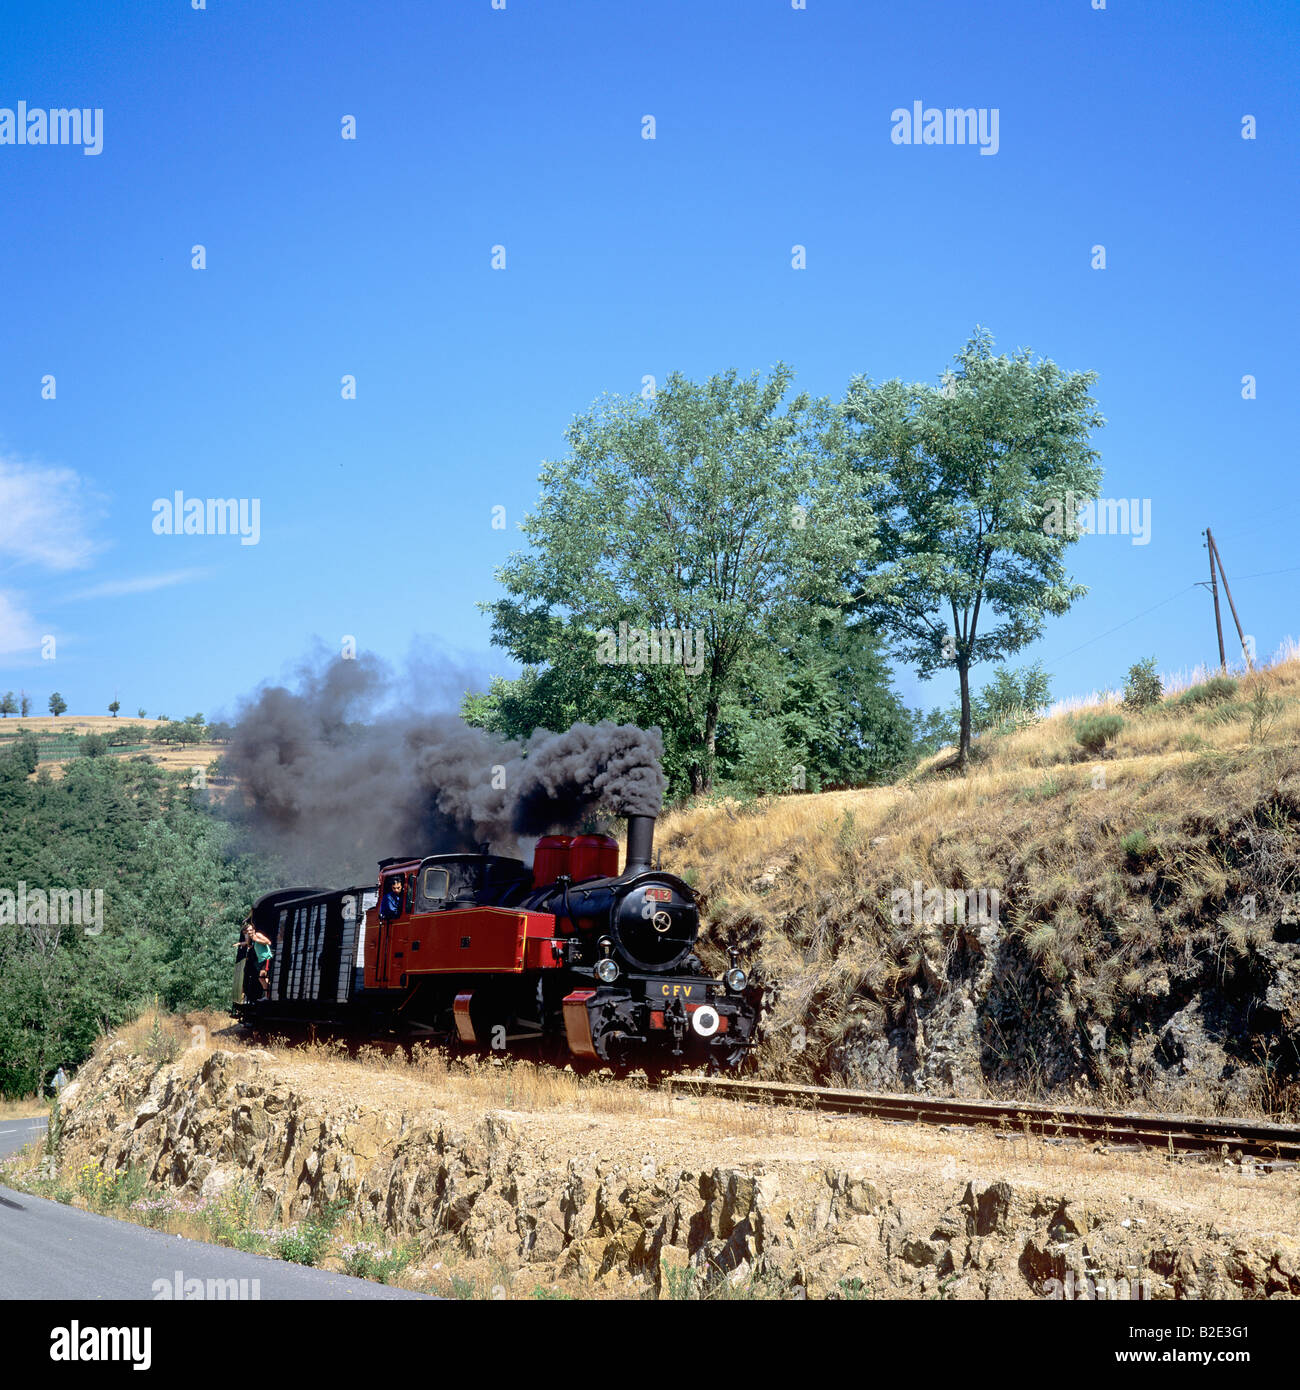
[232,813,766,1070]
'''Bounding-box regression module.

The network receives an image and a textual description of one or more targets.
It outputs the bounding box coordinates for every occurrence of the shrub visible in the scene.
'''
[274,1197,348,1267]
[1121,830,1153,860]
[1248,685,1284,744]
[339,1237,416,1284]
[1122,658,1163,712]
[1171,675,1237,709]
[1074,713,1124,752]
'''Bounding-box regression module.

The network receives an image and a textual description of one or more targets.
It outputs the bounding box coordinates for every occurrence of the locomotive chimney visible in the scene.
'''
[624,814,655,875]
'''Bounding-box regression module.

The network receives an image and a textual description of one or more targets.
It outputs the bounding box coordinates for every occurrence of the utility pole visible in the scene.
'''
[1207,530,1253,670]
[1204,528,1226,670]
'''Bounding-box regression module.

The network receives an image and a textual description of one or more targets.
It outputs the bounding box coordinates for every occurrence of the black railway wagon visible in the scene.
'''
[234,885,375,1018]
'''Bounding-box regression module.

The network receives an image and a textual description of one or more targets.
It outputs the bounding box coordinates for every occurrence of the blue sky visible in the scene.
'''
[0,0,1295,723]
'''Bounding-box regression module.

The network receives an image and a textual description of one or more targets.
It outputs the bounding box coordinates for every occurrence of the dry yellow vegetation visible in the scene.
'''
[660,646,1300,1114]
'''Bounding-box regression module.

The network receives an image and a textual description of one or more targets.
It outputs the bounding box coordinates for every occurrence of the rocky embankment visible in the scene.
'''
[48,1040,1300,1299]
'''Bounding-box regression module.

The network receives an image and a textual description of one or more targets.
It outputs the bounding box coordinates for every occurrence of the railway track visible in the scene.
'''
[667,1076,1300,1167]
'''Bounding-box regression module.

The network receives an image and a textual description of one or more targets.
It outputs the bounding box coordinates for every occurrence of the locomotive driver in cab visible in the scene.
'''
[380,877,404,920]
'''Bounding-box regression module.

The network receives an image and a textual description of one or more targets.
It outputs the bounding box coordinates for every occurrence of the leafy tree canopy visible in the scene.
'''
[481,366,876,794]
[840,328,1104,768]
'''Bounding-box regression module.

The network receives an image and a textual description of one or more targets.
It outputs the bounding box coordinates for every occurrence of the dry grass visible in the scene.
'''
[0,1094,47,1120]
[658,646,1300,1112]
[0,715,166,734]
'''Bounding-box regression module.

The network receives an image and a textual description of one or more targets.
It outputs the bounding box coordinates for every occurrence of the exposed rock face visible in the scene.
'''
[54,1043,1300,1299]
[830,912,1300,1109]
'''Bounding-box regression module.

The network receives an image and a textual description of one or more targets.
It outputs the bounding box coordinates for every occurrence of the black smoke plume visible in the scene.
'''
[221,653,665,884]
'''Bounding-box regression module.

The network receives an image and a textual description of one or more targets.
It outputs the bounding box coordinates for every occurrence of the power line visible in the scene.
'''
[1044,561,1297,669]
[1225,564,1300,583]
[1051,584,1199,662]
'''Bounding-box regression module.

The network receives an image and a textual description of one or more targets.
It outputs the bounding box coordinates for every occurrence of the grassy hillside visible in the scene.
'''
[666,648,1300,1116]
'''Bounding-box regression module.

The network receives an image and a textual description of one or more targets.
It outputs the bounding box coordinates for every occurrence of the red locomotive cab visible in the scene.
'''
[570,833,619,882]
[532,834,573,888]
[366,862,418,989]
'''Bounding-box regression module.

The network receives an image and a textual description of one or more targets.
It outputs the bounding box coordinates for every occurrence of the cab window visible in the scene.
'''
[419,866,449,904]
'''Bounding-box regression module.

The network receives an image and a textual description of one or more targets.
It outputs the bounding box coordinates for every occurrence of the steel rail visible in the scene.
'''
[667,1076,1300,1162]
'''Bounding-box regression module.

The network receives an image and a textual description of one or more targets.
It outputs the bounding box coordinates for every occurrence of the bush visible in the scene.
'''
[1074,713,1124,753]
[1248,685,1284,744]
[1171,675,1237,709]
[339,1237,416,1284]
[973,663,1052,735]
[274,1197,348,1267]
[1122,658,1163,712]
[1121,829,1153,860]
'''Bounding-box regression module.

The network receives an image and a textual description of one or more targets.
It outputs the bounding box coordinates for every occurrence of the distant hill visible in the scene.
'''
[0,715,227,782]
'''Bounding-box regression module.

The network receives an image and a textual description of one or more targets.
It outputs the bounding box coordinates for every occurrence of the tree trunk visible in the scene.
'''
[691,698,719,796]
[957,660,972,771]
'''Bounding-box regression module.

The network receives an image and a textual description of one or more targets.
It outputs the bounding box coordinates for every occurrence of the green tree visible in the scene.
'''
[137,707,147,718]
[841,329,1104,770]
[721,611,914,791]
[482,366,872,794]
[0,692,16,717]
[48,692,68,717]
[150,721,201,746]
[108,700,121,717]
[971,662,1051,733]
[20,693,31,717]
[1123,657,1163,712]
[0,749,274,1096]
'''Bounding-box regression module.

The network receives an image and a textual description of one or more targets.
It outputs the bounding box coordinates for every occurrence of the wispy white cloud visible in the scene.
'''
[63,568,211,601]
[0,455,102,571]
[0,590,42,657]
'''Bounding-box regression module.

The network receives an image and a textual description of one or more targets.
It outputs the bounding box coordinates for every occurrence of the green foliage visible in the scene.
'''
[150,721,204,746]
[729,715,800,798]
[144,1010,182,1064]
[1074,712,1124,752]
[273,1198,349,1267]
[203,1179,271,1252]
[0,692,16,717]
[965,662,1051,736]
[76,1161,149,1213]
[841,327,1105,769]
[910,663,1050,758]
[1121,830,1154,860]
[1192,699,1245,730]
[1171,675,1238,709]
[339,1235,417,1283]
[0,746,273,1096]
[475,366,898,797]
[81,733,108,758]
[48,692,67,717]
[1122,657,1163,712]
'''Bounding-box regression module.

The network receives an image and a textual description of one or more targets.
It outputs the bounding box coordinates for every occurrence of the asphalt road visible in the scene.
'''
[0,1115,428,1299]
